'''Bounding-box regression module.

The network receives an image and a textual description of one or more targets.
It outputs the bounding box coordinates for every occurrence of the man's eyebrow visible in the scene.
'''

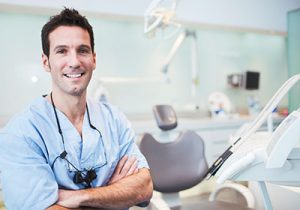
[52,44,92,51]
[53,45,68,51]
[78,44,92,50]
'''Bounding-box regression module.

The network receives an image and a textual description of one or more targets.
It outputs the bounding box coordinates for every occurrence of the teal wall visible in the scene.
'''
[288,8,300,112]
[0,12,288,117]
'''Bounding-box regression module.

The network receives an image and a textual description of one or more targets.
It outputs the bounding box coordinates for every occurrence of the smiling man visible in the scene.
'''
[0,8,152,210]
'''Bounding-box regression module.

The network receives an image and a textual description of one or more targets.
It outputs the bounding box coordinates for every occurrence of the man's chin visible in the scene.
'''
[68,88,86,97]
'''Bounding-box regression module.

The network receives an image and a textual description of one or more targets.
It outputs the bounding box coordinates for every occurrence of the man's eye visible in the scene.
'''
[56,49,66,54]
[78,48,90,54]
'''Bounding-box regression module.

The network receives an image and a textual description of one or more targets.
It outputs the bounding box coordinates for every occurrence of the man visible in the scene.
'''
[0,8,153,210]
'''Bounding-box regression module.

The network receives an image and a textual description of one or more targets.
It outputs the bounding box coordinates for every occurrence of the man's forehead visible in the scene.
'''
[49,26,91,47]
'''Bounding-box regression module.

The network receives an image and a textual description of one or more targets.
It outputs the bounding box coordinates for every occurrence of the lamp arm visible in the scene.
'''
[162,31,187,74]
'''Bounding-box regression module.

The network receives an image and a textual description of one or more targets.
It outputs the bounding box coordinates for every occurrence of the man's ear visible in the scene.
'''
[92,52,96,71]
[42,53,51,72]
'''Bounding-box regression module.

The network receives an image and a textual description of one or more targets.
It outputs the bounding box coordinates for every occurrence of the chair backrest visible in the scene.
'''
[139,130,208,193]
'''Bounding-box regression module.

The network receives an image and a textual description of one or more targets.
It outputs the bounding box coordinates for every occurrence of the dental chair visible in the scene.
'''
[139,105,254,210]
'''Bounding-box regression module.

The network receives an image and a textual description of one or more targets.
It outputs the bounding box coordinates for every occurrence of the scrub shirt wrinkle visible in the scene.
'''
[0,97,149,210]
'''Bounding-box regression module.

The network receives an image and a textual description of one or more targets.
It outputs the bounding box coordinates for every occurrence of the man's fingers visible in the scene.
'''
[114,155,128,174]
[119,156,136,175]
[108,156,139,185]
[126,159,138,176]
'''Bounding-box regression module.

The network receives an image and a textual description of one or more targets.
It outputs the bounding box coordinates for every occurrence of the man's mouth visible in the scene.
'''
[64,73,84,78]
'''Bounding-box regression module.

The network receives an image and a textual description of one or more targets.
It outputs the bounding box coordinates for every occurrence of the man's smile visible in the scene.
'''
[64,73,84,78]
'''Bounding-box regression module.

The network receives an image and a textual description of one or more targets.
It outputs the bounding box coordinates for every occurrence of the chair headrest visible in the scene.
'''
[152,105,177,131]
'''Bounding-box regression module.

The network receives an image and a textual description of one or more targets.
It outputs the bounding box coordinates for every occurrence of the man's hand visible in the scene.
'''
[56,189,81,209]
[108,155,139,184]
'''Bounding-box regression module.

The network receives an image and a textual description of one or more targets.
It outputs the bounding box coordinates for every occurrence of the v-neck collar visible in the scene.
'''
[41,96,89,132]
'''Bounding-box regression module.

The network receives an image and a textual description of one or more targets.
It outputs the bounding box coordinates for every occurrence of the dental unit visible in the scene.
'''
[206,74,300,210]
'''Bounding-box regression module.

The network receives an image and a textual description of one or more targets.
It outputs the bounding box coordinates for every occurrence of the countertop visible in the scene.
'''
[0,113,285,134]
[129,114,285,135]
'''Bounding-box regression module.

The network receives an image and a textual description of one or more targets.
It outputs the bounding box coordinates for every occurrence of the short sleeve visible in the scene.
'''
[0,132,58,210]
[115,109,149,169]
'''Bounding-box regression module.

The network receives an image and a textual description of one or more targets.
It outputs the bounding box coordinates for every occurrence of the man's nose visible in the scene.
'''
[68,51,80,69]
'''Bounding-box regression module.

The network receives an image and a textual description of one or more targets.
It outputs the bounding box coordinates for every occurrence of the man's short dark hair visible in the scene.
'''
[41,8,94,57]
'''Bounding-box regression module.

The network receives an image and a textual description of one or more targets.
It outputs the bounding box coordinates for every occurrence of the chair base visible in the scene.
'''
[161,192,181,208]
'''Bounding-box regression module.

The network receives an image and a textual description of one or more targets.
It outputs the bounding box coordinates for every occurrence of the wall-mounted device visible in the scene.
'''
[227,71,260,90]
[244,71,260,90]
[227,73,243,88]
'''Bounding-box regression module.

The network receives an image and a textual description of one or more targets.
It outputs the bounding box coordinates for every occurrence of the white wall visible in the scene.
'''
[0,0,300,32]
[0,12,288,118]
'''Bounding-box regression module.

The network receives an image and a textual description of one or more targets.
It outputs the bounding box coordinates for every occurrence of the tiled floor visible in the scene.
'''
[0,190,249,210]
[129,193,210,210]
[130,191,251,210]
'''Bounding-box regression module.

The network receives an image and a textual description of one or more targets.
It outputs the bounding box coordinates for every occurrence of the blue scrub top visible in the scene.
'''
[0,97,149,210]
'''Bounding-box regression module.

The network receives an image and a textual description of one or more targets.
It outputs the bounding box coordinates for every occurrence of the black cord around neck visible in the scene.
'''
[50,92,101,142]
[50,92,63,138]
[86,104,102,138]
[49,93,101,188]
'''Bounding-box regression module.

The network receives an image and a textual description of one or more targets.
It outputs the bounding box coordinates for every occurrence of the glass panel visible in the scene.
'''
[288,8,300,112]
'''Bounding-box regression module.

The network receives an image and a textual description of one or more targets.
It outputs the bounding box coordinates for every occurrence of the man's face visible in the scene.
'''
[42,26,96,96]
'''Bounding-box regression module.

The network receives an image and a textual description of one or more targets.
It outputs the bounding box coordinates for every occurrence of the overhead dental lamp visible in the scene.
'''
[144,0,181,38]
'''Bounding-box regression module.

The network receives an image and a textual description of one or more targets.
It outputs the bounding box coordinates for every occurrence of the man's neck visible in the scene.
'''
[47,91,87,132]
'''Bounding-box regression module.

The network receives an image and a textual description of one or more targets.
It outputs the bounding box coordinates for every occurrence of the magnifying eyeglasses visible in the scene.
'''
[57,151,99,188]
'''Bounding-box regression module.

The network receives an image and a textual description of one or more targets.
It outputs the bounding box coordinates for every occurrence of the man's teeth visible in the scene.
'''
[65,73,82,78]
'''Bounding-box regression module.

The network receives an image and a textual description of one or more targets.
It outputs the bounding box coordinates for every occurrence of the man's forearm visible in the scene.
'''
[81,168,153,209]
[47,204,101,210]
[58,168,153,209]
